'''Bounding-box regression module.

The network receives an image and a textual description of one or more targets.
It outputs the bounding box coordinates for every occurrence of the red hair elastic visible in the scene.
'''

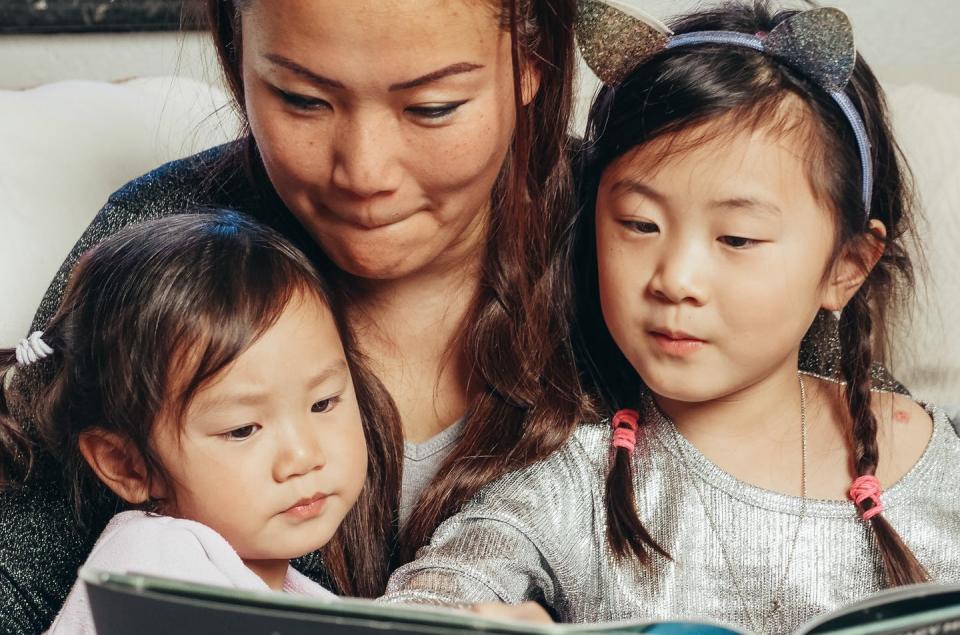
[611,409,640,455]
[848,475,884,521]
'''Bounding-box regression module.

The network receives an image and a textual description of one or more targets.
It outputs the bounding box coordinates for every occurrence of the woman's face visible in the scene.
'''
[241,0,531,281]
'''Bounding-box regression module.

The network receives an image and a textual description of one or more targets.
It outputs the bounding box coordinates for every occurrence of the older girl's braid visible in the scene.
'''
[838,292,929,586]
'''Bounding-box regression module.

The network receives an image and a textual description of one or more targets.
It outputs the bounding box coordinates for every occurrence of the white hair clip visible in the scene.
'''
[15,331,54,366]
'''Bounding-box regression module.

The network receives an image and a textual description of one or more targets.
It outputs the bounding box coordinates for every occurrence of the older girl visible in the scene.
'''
[384,3,960,632]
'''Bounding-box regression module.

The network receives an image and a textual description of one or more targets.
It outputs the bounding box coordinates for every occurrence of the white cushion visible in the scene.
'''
[886,84,960,406]
[0,76,239,344]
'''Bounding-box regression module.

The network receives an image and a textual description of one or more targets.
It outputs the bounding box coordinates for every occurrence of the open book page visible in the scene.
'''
[81,568,746,635]
[82,568,960,635]
[796,582,960,634]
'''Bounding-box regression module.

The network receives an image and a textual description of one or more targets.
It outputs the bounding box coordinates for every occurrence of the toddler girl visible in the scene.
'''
[0,212,402,633]
[383,3,960,632]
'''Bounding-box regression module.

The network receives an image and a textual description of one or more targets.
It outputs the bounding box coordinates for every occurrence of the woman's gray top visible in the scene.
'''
[384,397,960,634]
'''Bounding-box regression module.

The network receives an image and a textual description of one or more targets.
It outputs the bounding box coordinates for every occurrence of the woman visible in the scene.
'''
[0,0,587,631]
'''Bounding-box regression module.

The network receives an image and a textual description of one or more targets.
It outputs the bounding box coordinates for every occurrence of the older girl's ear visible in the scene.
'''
[78,428,154,505]
[821,219,887,312]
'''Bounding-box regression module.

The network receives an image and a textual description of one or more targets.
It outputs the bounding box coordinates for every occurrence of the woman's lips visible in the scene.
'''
[649,330,706,356]
[284,493,328,520]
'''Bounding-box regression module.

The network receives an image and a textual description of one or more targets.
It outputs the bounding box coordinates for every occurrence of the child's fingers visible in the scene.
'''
[469,601,555,624]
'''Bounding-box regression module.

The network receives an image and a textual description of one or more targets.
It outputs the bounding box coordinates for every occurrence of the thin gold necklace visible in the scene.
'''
[665,374,808,634]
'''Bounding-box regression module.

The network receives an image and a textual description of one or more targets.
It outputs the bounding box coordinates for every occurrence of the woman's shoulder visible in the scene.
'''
[26,140,259,334]
[104,140,250,215]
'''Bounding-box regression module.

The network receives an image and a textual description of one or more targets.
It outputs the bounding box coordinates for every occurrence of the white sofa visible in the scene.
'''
[0,77,957,405]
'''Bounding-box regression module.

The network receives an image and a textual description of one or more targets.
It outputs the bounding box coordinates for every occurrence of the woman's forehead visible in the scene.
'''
[241,0,504,73]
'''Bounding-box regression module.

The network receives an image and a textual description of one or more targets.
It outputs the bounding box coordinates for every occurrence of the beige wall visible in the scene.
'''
[1,1,957,95]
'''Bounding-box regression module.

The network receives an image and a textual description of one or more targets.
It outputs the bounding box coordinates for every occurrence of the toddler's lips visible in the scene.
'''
[649,330,706,356]
[284,493,328,520]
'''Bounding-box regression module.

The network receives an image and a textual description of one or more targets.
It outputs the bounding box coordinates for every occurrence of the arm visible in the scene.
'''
[383,432,602,618]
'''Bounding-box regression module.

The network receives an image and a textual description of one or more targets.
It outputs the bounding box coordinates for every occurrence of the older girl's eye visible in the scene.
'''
[718,235,760,248]
[406,101,468,121]
[222,424,260,441]
[311,396,342,414]
[276,89,331,112]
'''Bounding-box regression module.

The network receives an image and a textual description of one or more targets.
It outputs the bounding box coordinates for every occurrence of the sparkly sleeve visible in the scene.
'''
[382,431,605,616]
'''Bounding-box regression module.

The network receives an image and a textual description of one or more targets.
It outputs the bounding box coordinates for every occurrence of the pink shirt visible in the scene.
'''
[47,511,335,634]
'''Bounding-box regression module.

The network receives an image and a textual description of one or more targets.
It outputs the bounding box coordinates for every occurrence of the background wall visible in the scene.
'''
[0,30,218,89]
[1,0,957,94]
[621,0,959,94]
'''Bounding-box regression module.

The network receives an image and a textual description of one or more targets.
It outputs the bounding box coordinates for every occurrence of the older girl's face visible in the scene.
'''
[241,0,529,281]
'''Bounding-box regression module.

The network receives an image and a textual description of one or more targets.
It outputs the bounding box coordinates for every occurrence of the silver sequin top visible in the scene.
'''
[384,400,960,634]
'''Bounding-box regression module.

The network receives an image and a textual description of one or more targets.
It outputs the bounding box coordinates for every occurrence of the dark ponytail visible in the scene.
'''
[0,350,33,485]
[604,411,670,562]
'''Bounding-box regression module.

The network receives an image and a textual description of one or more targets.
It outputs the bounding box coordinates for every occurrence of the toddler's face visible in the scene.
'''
[595,120,839,404]
[151,292,367,567]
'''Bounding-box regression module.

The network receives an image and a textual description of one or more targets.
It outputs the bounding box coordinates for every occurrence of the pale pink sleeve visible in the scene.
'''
[45,513,242,634]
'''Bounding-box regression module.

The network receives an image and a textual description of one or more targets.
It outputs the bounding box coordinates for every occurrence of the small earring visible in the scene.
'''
[143,497,163,515]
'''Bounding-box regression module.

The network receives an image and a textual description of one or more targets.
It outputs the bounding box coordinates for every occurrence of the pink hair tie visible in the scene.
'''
[611,409,640,455]
[848,475,885,521]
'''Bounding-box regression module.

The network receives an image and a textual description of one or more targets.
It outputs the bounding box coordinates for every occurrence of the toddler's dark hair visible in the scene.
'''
[0,212,403,597]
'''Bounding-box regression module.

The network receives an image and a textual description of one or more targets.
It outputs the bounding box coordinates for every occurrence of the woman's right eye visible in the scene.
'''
[222,424,261,441]
[276,89,331,112]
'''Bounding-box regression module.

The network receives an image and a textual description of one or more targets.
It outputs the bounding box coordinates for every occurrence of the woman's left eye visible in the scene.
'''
[406,101,467,120]
[311,396,342,414]
[718,235,761,248]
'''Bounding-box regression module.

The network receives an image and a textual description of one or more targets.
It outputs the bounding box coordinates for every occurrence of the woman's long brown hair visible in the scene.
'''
[575,2,927,586]
[205,0,591,567]
[0,213,403,598]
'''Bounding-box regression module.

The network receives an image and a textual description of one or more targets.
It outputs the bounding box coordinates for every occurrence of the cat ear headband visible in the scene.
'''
[577,1,873,218]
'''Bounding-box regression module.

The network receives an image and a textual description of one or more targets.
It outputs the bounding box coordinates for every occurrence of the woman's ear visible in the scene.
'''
[821,219,887,311]
[78,428,154,505]
[520,59,542,106]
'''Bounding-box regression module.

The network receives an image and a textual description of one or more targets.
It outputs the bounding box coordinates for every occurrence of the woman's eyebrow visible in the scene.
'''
[263,54,483,92]
[264,53,345,89]
[388,62,484,91]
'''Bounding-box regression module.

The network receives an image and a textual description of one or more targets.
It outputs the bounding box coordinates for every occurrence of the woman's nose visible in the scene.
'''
[331,111,403,198]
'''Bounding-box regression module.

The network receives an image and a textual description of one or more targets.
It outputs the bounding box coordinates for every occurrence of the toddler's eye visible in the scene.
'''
[222,424,260,441]
[719,235,760,248]
[626,220,659,234]
[311,396,341,414]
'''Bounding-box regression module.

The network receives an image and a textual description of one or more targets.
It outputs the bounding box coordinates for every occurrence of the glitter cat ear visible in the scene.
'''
[763,7,856,92]
[576,0,672,86]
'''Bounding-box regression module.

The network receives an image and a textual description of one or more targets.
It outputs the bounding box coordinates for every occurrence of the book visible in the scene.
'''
[81,567,960,635]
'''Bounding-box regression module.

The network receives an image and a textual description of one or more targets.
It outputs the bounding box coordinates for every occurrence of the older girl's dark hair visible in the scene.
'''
[0,212,403,597]
[205,0,590,562]
[574,1,926,586]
